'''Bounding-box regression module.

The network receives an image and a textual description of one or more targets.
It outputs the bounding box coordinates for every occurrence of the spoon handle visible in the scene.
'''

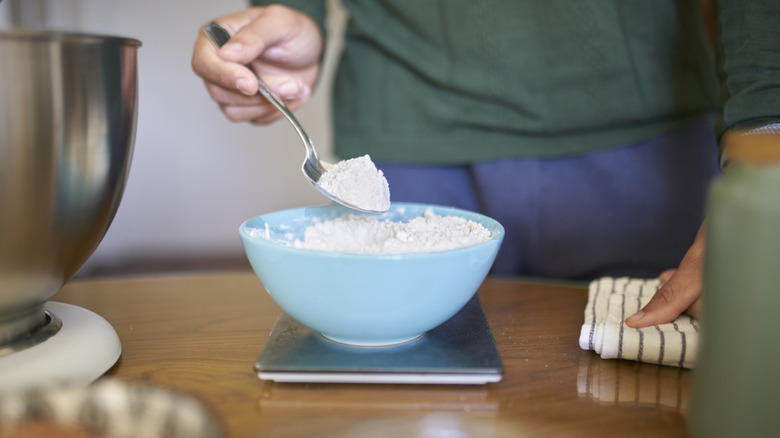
[255,80,316,160]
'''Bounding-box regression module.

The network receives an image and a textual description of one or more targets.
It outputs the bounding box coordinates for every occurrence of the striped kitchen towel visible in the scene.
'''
[579,277,699,369]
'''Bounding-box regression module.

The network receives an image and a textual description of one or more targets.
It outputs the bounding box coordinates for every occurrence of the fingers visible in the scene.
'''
[625,223,707,328]
[657,268,701,319]
[204,75,311,123]
[203,83,274,123]
[219,95,307,125]
[191,5,322,124]
[265,76,312,101]
[624,270,701,328]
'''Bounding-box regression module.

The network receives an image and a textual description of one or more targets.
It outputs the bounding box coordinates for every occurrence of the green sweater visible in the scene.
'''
[250,0,780,164]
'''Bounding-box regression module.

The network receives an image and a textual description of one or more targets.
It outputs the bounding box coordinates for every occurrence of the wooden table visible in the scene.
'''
[53,272,691,438]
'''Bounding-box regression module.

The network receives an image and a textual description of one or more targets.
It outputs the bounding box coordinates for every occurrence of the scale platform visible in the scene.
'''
[255,295,503,385]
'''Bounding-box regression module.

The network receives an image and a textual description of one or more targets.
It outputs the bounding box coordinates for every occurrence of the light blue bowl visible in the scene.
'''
[239,203,504,346]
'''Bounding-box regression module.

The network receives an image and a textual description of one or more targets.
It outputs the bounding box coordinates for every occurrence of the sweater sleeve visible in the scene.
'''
[714,0,780,139]
[249,0,328,37]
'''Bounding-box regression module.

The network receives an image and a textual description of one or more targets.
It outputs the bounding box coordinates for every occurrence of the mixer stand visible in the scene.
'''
[0,302,121,393]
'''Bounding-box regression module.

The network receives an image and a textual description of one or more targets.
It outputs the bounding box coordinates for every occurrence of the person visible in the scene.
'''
[191,1,780,328]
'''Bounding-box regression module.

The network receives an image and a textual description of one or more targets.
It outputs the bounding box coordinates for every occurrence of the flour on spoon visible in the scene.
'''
[318,155,390,212]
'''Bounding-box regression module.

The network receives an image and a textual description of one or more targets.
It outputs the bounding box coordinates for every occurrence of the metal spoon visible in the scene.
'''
[204,21,384,213]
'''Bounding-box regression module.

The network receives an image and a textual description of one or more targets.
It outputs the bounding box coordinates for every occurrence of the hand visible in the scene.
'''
[191,5,323,124]
[625,222,706,328]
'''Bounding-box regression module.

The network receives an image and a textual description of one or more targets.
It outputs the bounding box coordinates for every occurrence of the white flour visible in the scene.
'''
[318,155,390,212]
[292,208,491,254]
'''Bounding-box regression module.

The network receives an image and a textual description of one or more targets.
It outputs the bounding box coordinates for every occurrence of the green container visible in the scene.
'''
[689,163,780,437]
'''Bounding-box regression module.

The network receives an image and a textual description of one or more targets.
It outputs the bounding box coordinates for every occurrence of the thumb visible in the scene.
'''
[215,5,314,67]
[216,29,269,67]
[211,9,274,66]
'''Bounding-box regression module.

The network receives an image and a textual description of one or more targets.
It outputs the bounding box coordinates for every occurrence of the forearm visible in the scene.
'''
[713,0,780,141]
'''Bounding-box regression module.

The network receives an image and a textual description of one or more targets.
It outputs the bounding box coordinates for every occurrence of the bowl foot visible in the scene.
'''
[320,332,424,347]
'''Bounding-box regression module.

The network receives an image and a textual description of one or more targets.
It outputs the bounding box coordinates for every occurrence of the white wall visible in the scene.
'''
[1,0,345,275]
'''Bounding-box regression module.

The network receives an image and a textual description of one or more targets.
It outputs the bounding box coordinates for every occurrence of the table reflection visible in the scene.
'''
[577,351,691,412]
[256,383,519,438]
[257,382,499,414]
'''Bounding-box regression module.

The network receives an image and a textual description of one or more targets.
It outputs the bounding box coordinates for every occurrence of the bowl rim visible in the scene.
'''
[239,202,505,258]
[0,29,142,47]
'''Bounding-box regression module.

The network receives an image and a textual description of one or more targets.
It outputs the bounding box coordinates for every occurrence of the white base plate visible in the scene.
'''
[258,371,503,385]
[0,302,121,393]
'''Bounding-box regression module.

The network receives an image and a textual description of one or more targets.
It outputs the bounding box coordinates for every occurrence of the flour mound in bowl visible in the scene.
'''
[293,208,491,254]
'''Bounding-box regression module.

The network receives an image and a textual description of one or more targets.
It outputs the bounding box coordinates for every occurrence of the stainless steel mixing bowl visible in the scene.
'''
[0,30,141,351]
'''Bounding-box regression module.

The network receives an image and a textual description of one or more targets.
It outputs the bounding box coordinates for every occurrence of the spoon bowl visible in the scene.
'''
[204,22,384,213]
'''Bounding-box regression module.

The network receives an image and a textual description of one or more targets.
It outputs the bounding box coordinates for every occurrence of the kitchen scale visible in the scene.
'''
[0,302,121,393]
[255,295,503,384]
